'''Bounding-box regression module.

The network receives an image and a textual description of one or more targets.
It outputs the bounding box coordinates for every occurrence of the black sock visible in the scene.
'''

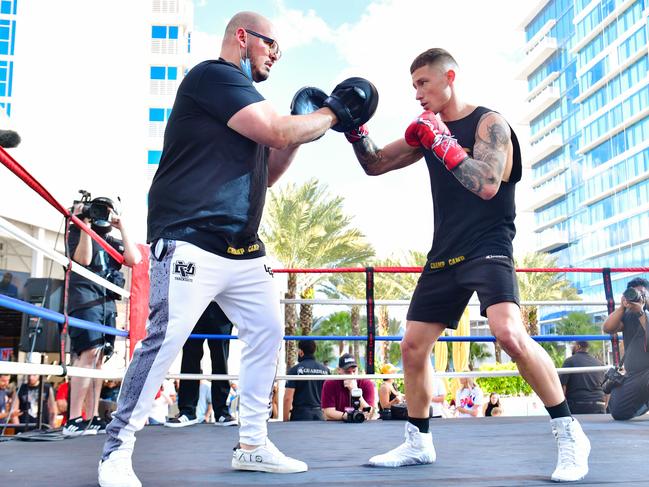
[545,400,571,419]
[407,416,430,433]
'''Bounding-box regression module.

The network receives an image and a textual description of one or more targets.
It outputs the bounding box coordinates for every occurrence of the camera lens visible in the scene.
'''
[623,287,641,303]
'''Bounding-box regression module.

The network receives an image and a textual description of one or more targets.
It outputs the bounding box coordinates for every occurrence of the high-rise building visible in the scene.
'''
[518,0,649,305]
[0,0,18,121]
[147,0,194,186]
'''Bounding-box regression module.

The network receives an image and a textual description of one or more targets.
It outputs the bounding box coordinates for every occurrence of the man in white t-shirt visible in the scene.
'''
[455,377,483,418]
[430,376,446,418]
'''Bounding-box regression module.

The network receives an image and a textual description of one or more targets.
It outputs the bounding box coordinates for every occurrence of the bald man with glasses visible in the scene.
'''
[98,11,347,486]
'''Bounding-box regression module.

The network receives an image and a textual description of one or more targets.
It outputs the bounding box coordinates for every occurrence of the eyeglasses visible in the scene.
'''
[245,29,282,59]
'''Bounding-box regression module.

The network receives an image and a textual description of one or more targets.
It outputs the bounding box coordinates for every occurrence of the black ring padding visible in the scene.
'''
[58,363,68,378]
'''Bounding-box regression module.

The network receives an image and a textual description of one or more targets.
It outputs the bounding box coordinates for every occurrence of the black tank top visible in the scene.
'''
[422,106,522,268]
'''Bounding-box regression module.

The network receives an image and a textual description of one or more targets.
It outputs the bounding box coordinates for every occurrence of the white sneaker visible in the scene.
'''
[97,450,142,487]
[369,422,436,467]
[550,417,590,482]
[231,439,308,473]
[164,413,199,428]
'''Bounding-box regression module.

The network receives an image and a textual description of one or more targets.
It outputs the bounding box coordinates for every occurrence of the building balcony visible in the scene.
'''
[526,71,560,102]
[519,0,552,29]
[531,164,568,189]
[578,104,649,155]
[529,117,562,144]
[534,214,568,233]
[535,228,570,253]
[572,0,637,54]
[517,34,558,80]
[527,179,567,212]
[521,86,561,124]
[528,131,563,167]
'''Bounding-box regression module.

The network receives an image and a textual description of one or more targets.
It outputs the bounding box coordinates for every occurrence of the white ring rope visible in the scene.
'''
[0,215,129,299]
[0,361,610,381]
[281,298,609,306]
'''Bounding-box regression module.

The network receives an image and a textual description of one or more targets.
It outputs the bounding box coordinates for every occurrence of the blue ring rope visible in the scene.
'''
[0,294,128,337]
[0,295,617,343]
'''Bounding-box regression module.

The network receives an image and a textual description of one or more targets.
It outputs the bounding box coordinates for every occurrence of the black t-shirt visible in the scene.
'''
[421,106,522,268]
[67,225,124,314]
[17,383,52,421]
[560,351,605,402]
[147,59,268,259]
[621,310,649,374]
[286,356,330,410]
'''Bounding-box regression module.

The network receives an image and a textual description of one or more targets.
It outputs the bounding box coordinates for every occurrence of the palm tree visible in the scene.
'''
[311,311,354,365]
[509,252,580,363]
[321,273,366,364]
[261,179,374,367]
[373,251,427,364]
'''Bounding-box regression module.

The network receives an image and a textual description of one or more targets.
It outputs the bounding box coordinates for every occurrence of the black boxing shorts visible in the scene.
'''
[406,255,520,329]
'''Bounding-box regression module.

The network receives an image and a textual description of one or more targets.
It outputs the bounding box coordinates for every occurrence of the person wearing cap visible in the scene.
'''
[378,364,404,411]
[321,353,376,421]
[560,341,606,414]
[283,340,330,421]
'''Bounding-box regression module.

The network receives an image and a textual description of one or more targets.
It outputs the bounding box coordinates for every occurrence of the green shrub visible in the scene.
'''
[476,362,533,396]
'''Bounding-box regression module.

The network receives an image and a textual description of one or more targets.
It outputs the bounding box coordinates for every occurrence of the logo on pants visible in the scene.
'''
[173,260,196,282]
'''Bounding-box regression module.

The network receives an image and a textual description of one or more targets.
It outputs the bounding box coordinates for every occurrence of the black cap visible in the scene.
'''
[338,353,357,370]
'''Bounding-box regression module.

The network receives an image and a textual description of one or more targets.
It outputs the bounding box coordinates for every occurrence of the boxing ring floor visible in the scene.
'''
[2,415,647,486]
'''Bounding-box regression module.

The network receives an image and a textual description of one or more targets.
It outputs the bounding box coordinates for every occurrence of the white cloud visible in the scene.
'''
[270,2,334,49]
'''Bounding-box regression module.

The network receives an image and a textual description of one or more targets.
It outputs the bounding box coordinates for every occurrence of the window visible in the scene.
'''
[150,66,177,80]
[151,25,179,40]
[0,60,13,98]
[0,19,15,56]
[147,150,162,165]
[0,0,16,15]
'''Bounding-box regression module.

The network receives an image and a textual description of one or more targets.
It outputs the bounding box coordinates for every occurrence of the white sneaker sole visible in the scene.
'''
[369,455,436,468]
[231,458,307,473]
[215,420,237,427]
[164,419,199,428]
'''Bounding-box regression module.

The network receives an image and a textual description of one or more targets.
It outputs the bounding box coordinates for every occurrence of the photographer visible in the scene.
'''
[321,353,375,422]
[62,196,141,436]
[602,278,649,420]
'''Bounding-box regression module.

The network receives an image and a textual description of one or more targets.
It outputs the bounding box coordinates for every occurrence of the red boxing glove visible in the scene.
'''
[345,124,369,143]
[404,112,468,171]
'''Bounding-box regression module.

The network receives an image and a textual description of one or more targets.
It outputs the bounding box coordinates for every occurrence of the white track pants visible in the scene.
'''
[102,240,282,459]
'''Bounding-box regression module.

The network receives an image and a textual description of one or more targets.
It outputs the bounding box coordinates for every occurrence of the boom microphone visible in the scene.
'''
[0,129,21,148]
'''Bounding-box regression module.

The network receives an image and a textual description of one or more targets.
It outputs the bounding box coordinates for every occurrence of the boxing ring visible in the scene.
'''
[2,145,649,485]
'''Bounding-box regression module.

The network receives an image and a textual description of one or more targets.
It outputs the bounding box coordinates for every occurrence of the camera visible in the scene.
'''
[623,287,644,304]
[105,268,126,300]
[345,388,370,423]
[601,366,625,394]
[74,190,116,234]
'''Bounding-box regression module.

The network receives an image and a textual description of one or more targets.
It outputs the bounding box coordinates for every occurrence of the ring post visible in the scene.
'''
[602,267,620,366]
[365,267,375,374]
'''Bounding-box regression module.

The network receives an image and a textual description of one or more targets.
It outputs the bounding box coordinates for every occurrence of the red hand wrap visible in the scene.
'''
[344,124,369,143]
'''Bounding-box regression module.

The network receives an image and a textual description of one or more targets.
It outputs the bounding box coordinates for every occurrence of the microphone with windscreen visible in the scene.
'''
[0,129,21,148]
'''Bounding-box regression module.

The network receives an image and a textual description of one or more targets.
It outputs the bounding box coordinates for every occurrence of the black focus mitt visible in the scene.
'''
[323,77,379,133]
[290,86,328,116]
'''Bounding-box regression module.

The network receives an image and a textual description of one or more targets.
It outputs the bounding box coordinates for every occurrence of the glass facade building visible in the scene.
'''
[519,0,649,308]
[147,0,193,184]
[0,0,18,118]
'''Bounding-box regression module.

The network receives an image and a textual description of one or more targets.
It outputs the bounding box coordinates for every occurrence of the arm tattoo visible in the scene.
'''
[450,115,509,198]
[352,136,384,173]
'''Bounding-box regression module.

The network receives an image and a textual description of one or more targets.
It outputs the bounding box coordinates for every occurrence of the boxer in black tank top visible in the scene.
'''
[343,48,590,482]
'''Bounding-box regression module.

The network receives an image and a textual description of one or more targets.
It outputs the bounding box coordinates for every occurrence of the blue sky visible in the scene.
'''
[189,0,538,259]
[194,0,370,31]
